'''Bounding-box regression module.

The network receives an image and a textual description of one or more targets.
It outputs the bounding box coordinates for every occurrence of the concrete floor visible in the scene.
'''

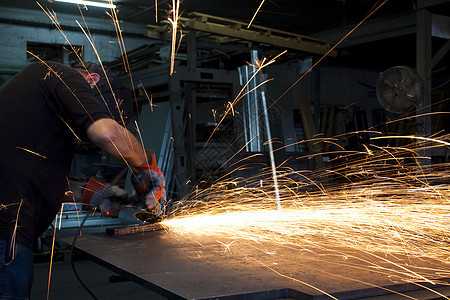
[31,257,166,300]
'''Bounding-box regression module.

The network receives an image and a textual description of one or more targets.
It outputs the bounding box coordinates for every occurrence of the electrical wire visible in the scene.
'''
[70,211,99,300]
[70,167,128,300]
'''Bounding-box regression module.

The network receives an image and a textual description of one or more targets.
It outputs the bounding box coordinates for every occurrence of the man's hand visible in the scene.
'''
[131,150,166,211]
[87,182,128,216]
[132,169,166,210]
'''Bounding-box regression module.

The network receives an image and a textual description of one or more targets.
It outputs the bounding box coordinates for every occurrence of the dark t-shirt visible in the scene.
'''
[0,62,111,250]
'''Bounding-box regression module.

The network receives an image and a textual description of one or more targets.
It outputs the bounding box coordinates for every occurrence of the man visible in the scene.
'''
[0,61,165,299]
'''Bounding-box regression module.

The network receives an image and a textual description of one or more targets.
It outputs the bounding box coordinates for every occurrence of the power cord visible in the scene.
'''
[70,211,99,300]
[70,168,128,300]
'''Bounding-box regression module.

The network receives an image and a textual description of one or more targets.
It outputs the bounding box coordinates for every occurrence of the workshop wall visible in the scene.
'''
[265,61,309,153]
[266,60,383,152]
[0,7,151,80]
[267,62,381,112]
[320,66,380,110]
[0,23,148,70]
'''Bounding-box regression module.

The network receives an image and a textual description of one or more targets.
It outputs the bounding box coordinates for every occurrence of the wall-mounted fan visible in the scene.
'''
[376,66,423,114]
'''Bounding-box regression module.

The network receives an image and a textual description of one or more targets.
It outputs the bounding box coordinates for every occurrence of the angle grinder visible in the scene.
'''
[81,173,164,224]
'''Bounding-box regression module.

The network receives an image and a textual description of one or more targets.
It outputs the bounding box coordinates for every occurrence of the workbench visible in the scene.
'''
[61,228,450,300]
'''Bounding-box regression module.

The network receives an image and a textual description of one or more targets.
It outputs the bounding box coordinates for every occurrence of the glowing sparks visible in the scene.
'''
[139,83,153,110]
[163,187,450,295]
[47,223,57,300]
[212,109,217,123]
[168,0,182,75]
[372,135,450,148]
[38,2,134,142]
[16,147,47,159]
[26,53,97,125]
[75,21,112,96]
[105,2,139,117]
[58,116,81,142]
[247,0,266,29]
[162,132,450,296]
[217,240,235,252]
[165,203,450,258]
[9,200,23,262]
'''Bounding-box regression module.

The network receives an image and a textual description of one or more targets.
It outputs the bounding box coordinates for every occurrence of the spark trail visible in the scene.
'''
[168,0,181,75]
[162,133,450,297]
[247,0,265,28]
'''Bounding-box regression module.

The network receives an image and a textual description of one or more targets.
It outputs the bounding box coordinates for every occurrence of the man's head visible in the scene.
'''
[70,61,132,125]
[71,61,101,88]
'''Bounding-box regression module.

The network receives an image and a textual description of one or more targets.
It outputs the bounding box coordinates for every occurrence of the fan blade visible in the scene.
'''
[376,66,423,114]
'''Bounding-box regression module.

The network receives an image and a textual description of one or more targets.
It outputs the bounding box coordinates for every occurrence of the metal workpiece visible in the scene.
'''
[61,230,450,300]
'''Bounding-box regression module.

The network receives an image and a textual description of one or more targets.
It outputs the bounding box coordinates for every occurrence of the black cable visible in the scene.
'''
[70,168,128,300]
[70,212,99,300]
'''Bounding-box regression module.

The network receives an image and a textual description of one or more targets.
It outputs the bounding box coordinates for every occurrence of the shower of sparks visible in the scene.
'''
[247,0,265,28]
[168,0,181,75]
[162,132,450,297]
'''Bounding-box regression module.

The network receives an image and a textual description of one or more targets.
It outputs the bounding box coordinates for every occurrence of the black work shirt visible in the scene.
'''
[0,62,111,250]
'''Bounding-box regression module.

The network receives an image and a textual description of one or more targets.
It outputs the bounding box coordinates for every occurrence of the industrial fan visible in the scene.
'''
[376,66,423,114]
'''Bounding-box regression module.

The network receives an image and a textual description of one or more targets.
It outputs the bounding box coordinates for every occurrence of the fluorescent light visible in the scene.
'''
[54,0,116,9]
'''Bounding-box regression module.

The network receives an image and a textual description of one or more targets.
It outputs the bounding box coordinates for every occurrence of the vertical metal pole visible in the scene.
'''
[159,112,172,175]
[238,51,264,153]
[312,63,322,133]
[169,75,190,198]
[238,67,250,151]
[186,83,197,185]
[250,50,261,152]
[416,8,432,162]
[62,48,69,65]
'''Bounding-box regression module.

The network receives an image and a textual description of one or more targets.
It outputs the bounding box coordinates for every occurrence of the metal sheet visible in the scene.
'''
[61,230,449,299]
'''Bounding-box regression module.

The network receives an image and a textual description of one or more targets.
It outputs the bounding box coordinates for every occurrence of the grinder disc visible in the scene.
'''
[134,211,163,223]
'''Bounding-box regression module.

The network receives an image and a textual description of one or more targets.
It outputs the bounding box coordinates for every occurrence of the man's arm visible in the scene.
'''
[87,118,166,210]
[87,118,147,168]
